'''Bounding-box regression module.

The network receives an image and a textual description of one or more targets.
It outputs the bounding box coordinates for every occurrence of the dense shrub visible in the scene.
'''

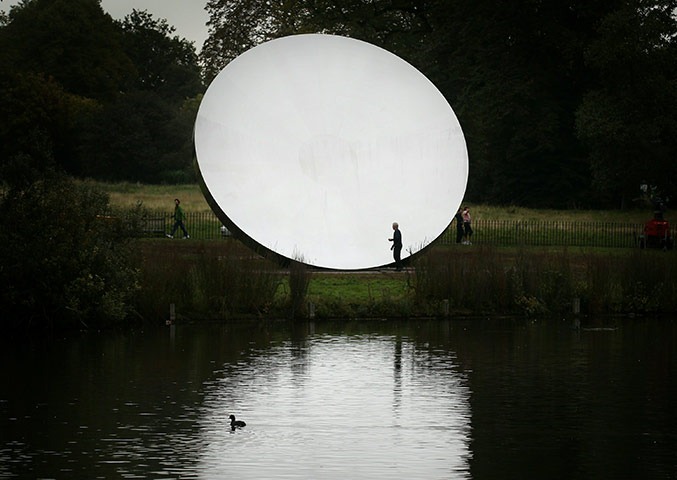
[412,246,677,316]
[0,171,140,330]
[583,250,677,314]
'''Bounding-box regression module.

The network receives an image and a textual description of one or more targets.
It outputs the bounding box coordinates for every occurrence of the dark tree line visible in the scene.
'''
[0,0,204,329]
[202,0,677,209]
[0,0,204,184]
[1,0,676,208]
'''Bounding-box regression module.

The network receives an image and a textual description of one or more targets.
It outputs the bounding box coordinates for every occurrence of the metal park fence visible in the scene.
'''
[436,220,644,248]
[145,210,644,249]
[140,211,229,239]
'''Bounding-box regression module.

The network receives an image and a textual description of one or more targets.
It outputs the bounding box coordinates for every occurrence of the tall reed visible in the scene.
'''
[411,246,516,314]
[133,240,282,321]
[287,258,312,318]
[414,246,677,316]
[583,250,677,314]
[134,241,677,321]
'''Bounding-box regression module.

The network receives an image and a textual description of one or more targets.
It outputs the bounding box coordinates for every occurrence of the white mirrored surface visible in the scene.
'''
[195,34,468,270]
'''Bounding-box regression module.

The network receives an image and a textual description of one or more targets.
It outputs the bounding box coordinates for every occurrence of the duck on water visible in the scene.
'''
[230,415,246,429]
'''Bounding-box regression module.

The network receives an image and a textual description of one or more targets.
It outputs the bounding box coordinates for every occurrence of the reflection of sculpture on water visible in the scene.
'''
[393,335,402,414]
[3,319,675,478]
[289,321,313,384]
[196,327,471,478]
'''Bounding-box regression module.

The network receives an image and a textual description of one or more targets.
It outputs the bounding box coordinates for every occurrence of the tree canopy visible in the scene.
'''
[0,0,204,183]
[201,0,677,208]
[0,0,675,208]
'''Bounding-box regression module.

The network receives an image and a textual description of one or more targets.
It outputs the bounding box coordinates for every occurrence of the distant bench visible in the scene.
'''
[141,216,167,237]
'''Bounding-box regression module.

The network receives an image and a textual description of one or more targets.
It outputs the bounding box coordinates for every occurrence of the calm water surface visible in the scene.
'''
[1,317,675,479]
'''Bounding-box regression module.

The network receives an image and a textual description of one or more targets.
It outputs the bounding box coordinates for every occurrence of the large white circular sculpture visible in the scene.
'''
[195,34,468,270]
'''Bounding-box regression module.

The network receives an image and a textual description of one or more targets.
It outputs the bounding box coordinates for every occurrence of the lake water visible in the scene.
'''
[1,317,675,479]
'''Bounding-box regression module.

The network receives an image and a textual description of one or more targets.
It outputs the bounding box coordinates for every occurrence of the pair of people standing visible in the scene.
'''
[455,206,473,245]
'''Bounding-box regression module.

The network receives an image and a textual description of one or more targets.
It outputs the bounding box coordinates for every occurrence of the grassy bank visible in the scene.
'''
[132,239,414,321]
[132,239,677,323]
[94,181,674,322]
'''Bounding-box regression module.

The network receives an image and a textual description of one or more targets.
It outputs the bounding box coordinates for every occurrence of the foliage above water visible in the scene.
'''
[0,168,141,330]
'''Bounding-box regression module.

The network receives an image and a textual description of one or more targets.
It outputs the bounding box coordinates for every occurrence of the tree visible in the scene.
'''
[200,0,432,82]
[0,0,204,182]
[0,0,134,101]
[396,0,675,206]
[0,70,97,178]
[0,0,132,177]
[93,9,205,182]
[119,9,204,102]
[78,90,199,183]
[0,168,140,330]
[575,0,677,207]
[199,0,593,207]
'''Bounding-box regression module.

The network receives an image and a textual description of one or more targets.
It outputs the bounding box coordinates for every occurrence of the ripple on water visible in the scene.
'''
[196,335,472,479]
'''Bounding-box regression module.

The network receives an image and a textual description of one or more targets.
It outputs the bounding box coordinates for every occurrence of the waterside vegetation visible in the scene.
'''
[135,240,677,324]
[2,178,676,332]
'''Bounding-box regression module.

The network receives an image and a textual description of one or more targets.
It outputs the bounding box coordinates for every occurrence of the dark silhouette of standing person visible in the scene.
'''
[454,208,464,244]
[167,198,190,239]
[389,222,403,271]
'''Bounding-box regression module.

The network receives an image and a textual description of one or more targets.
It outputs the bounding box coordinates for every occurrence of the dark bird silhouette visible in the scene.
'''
[229,414,246,428]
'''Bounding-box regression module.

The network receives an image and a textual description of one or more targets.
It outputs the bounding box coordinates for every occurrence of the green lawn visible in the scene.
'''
[89,180,655,223]
[307,273,410,303]
[80,180,213,213]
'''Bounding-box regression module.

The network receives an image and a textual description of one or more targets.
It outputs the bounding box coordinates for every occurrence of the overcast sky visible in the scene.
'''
[1,0,209,50]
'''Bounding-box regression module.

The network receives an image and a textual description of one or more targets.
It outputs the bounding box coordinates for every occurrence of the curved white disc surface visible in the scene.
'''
[195,34,468,270]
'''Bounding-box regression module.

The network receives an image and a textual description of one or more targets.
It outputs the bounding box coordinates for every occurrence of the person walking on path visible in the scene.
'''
[167,198,190,239]
[462,206,473,245]
[389,222,403,271]
[454,208,464,244]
